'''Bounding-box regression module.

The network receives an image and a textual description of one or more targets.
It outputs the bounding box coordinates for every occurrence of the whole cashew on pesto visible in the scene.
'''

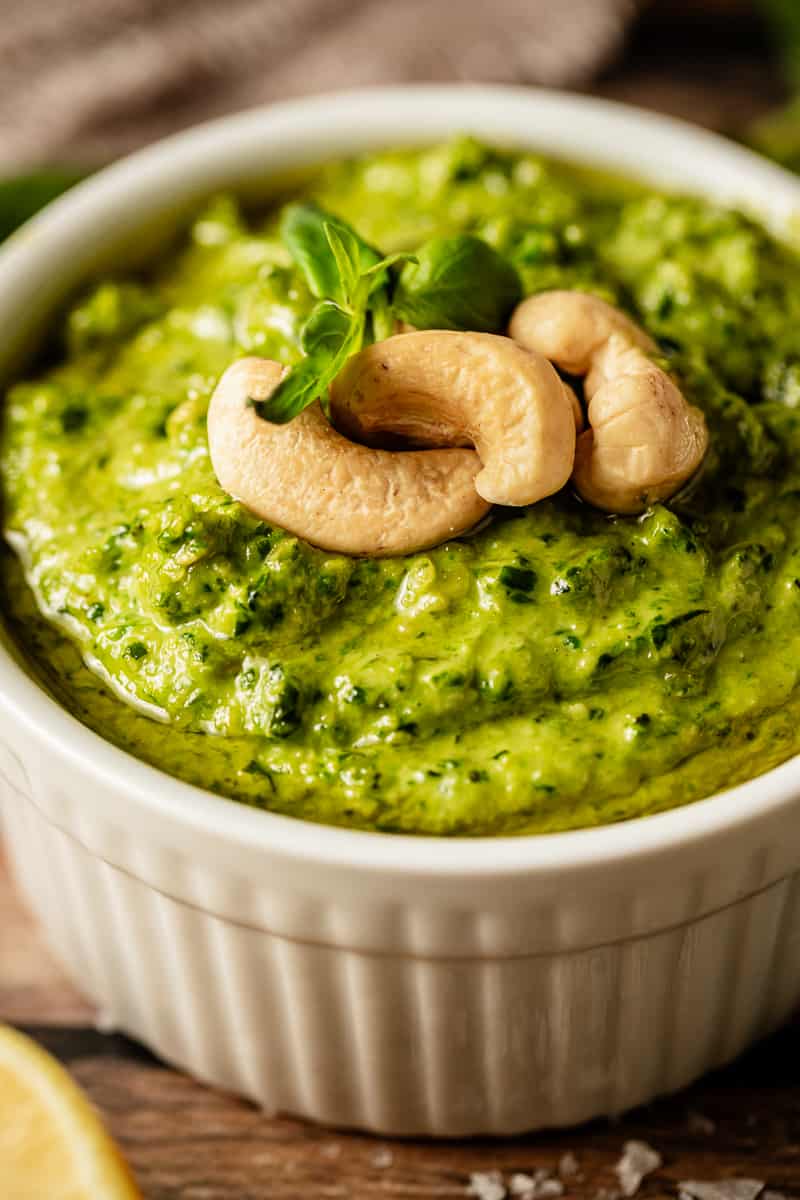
[329,331,577,507]
[207,357,490,557]
[208,294,708,557]
[508,290,709,513]
[208,332,577,556]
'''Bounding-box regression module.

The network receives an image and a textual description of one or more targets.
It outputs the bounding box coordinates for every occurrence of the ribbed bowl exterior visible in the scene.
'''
[4,88,800,1136]
[5,761,800,1136]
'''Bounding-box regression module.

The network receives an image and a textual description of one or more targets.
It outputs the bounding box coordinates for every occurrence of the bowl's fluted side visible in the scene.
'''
[5,762,800,1135]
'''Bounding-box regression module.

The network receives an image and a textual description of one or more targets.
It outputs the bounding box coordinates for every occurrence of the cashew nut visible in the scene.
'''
[563,382,584,433]
[329,331,577,507]
[509,290,657,375]
[207,357,490,557]
[508,291,708,513]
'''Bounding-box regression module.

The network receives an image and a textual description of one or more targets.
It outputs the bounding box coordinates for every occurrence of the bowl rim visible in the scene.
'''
[3,82,800,877]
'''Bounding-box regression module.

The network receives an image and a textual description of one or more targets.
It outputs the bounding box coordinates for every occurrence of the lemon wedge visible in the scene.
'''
[0,1023,141,1199]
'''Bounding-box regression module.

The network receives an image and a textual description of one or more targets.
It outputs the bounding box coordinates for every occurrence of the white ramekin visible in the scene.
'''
[3,86,800,1137]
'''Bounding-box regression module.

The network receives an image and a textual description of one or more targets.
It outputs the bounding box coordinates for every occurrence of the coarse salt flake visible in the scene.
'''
[615,1140,662,1197]
[679,1180,765,1200]
[468,1170,507,1200]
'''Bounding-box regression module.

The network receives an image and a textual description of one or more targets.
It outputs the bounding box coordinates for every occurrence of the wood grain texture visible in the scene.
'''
[8,1017,800,1200]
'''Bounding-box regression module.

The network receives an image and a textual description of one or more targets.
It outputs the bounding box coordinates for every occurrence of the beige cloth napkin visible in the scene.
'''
[0,0,640,169]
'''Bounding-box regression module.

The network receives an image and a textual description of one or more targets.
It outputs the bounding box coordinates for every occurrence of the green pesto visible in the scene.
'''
[5,136,800,836]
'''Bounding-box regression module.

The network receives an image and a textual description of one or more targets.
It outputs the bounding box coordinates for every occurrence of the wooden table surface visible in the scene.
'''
[3,5,799,1198]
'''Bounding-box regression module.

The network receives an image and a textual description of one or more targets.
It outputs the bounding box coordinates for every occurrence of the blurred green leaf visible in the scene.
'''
[0,169,86,243]
[760,0,800,89]
[748,2,800,169]
[748,96,800,172]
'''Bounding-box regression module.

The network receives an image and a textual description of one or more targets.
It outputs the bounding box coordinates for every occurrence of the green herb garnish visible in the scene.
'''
[255,214,413,424]
[280,202,382,303]
[257,205,520,424]
[392,234,521,333]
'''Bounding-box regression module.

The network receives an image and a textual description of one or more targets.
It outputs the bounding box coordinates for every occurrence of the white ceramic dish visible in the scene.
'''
[3,85,800,1137]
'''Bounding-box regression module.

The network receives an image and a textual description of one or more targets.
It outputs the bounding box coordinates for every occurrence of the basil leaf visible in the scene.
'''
[259,227,416,424]
[251,357,320,424]
[323,222,362,305]
[369,290,395,342]
[280,204,340,300]
[300,298,352,359]
[362,252,418,342]
[256,302,364,424]
[280,203,380,304]
[392,234,521,333]
[361,250,416,286]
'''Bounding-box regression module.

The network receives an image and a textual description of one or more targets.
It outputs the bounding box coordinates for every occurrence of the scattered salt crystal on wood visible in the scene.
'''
[509,1170,565,1198]
[687,1110,717,1136]
[468,1170,507,1200]
[536,1180,564,1198]
[679,1180,765,1200]
[615,1140,662,1197]
[370,1145,393,1169]
[558,1152,580,1180]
